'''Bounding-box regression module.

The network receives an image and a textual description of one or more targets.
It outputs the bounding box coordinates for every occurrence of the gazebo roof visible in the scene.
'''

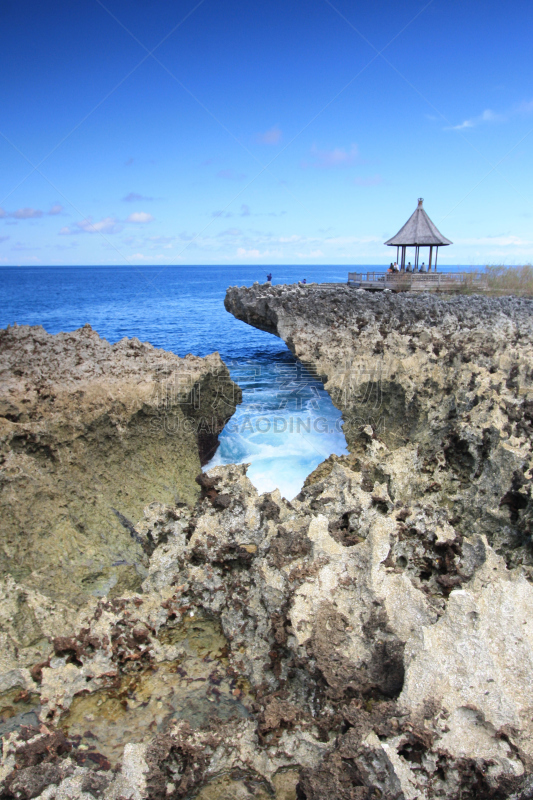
[384,199,452,247]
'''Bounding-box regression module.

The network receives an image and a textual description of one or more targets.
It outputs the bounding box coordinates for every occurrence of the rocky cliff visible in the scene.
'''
[2,294,533,800]
[225,284,533,572]
[0,323,240,615]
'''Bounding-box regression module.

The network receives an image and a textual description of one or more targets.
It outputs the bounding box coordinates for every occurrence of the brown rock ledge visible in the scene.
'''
[0,323,241,615]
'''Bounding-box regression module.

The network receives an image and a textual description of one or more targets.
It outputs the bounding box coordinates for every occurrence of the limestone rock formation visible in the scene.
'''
[1,462,533,799]
[225,284,533,572]
[0,323,240,616]
[2,288,533,800]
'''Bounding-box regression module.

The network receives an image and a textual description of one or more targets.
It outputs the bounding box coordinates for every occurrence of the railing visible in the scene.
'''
[347,271,486,291]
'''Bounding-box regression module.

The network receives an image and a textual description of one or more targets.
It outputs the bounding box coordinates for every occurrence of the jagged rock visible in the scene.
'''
[225,284,533,571]
[3,289,533,799]
[0,324,240,613]
[2,461,533,799]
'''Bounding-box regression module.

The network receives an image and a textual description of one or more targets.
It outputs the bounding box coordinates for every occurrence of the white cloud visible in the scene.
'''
[448,99,533,131]
[212,205,285,219]
[255,125,282,145]
[237,247,267,258]
[218,228,242,237]
[11,208,43,219]
[79,216,121,233]
[0,204,62,219]
[302,143,359,169]
[126,212,154,223]
[131,252,176,261]
[450,109,502,130]
[60,216,122,235]
[296,249,324,258]
[278,235,302,243]
[237,247,262,258]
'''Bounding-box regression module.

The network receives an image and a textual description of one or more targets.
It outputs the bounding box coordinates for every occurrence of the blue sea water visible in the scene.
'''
[0,265,354,498]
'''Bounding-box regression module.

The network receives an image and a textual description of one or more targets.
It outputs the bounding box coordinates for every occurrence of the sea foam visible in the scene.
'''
[205,355,348,499]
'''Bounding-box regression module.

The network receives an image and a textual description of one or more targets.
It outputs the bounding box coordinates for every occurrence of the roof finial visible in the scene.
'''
[418,197,424,207]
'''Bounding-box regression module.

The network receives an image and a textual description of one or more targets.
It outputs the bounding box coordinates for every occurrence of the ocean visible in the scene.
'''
[0,265,355,498]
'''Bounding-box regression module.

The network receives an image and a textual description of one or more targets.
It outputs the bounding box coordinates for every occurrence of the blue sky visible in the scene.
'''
[1,0,532,266]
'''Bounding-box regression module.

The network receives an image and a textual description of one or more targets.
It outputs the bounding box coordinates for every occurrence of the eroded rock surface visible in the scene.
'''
[225,284,533,571]
[0,324,240,617]
[3,290,533,800]
[2,462,533,799]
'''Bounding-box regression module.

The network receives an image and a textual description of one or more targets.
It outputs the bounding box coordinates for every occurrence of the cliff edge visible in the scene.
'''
[225,283,533,571]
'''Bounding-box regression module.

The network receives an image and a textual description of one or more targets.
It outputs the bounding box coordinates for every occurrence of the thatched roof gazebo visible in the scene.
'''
[384,198,452,271]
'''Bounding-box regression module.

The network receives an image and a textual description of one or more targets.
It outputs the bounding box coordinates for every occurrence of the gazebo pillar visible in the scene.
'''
[429,245,433,271]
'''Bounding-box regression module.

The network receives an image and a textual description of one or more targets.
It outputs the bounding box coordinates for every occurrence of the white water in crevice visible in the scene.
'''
[205,350,348,499]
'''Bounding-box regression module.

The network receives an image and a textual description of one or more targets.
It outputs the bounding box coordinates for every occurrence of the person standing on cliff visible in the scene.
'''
[266,273,272,283]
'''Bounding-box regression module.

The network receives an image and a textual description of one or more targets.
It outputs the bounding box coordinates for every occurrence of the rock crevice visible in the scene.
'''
[225,284,533,571]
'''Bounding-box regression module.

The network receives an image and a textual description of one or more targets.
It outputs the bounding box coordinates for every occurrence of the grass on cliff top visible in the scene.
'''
[459,265,533,297]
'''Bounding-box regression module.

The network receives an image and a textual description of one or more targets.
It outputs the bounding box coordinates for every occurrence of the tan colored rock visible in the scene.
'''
[3,458,532,798]
[3,287,533,798]
[0,323,240,609]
